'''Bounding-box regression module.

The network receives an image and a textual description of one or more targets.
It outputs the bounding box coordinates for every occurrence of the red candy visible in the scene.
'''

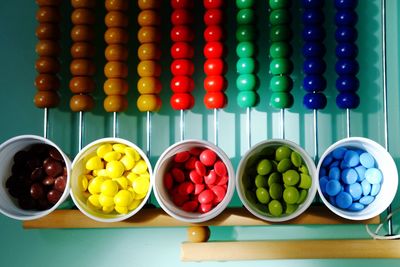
[171,167,185,183]
[194,184,205,195]
[199,203,213,213]
[204,170,217,185]
[189,170,203,184]
[198,189,214,204]
[211,185,226,203]
[184,156,196,169]
[214,160,227,176]
[199,149,217,166]
[164,173,173,190]
[195,160,206,176]
[174,151,190,163]
[182,200,198,212]
[178,181,194,195]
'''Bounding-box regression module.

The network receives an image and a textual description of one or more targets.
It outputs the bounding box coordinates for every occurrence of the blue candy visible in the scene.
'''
[371,183,381,197]
[365,168,383,184]
[321,155,333,167]
[355,165,366,181]
[359,152,375,168]
[319,176,329,194]
[320,167,327,176]
[335,192,353,209]
[348,202,365,211]
[345,183,362,201]
[328,196,336,206]
[359,195,375,205]
[361,179,371,196]
[341,168,358,184]
[340,159,348,169]
[326,180,341,196]
[332,147,347,159]
[330,161,340,167]
[329,167,340,180]
[343,150,360,167]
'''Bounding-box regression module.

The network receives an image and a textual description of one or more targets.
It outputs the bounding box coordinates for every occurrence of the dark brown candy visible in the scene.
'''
[47,190,62,204]
[37,198,51,211]
[31,167,44,181]
[42,176,55,186]
[29,144,50,160]
[26,158,41,171]
[44,158,63,177]
[13,150,29,163]
[49,147,63,161]
[54,176,66,192]
[30,183,45,200]
[18,197,36,210]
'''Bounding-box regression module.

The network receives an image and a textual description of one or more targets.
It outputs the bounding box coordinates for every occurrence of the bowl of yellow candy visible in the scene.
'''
[70,138,152,222]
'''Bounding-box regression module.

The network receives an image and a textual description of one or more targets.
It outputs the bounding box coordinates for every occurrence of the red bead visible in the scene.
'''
[203,0,224,9]
[170,93,194,110]
[204,75,226,92]
[198,189,214,204]
[171,9,193,25]
[204,8,224,25]
[171,0,194,9]
[204,58,225,76]
[203,41,224,58]
[204,25,224,42]
[204,91,226,109]
[171,76,194,93]
[171,25,194,42]
[171,59,194,76]
[171,42,194,59]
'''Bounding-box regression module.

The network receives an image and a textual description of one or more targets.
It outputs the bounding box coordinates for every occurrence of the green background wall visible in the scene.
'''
[0,0,399,266]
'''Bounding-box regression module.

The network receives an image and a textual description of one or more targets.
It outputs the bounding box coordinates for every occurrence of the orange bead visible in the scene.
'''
[70,42,95,58]
[36,0,62,6]
[137,26,161,43]
[138,43,161,61]
[138,10,161,26]
[105,44,129,61]
[35,74,60,91]
[36,7,61,23]
[70,94,95,112]
[105,11,128,27]
[137,60,161,77]
[34,90,60,108]
[71,8,96,25]
[104,78,129,95]
[104,95,128,112]
[35,57,60,74]
[69,76,96,94]
[104,61,128,78]
[36,23,60,39]
[138,0,161,9]
[71,0,96,8]
[35,40,60,56]
[71,25,95,42]
[70,59,96,76]
[104,28,129,44]
[187,226,210,243]
[137,77,161,94]
[137,94,161,112]
[105,0,129,11]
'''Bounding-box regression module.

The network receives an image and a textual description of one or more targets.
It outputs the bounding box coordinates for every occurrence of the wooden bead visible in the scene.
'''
[187,226,210,243]
[71,0,96,8]
[69,76,96,93]
[103,95,128,112]
[70,94,95,112]
[34,91,60,108]
[71,8,96,25]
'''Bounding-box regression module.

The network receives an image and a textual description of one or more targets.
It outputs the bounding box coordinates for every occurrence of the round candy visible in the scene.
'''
[348,202,364,211]
[336,92,360,109]
[237,91,258,108]
[364,168,383,184]
[270,75,293,92]
[359,195,374,205]
[343,150,360,167]
[269,92,293,109]
[236,74,257,91]
[302,42,325,57]
[325,180,341,196]
[236,41,255,57]
[335,191,352,209]
[341,168,358,184]
[336,76,359,92]
[268,200,283,216]
[257,159,272,176]
[199,149,217,166]
[256,187,270,204]
[303,75,327,92]
[345,183,362,201]
[370,183,381,196]
[329,167,340,180]
[359,152,375,168]
[303,92,327,110]
[283,187,299,204]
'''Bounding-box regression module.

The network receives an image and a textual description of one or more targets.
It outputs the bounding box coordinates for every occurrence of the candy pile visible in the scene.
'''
[163,148,229,213]
[78,143,150,215]
[319,147,382,211]
[6,144,67,210]
[243,145,312,217]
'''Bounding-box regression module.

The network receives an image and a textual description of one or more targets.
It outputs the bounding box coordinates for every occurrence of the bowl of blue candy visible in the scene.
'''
[317,137,398,220]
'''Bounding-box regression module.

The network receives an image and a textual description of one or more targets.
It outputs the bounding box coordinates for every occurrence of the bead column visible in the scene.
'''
[268,0,294,139]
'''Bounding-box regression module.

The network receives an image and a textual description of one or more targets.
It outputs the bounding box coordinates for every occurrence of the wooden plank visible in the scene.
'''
[23,206,380,229]
[181,239,400,261]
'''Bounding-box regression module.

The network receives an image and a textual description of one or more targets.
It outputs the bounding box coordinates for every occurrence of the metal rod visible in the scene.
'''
[214,108,219,146]
[247,107,251,150]
[381,0,393,236]
[180,109,185,141]
[280,109,285,139]
[78,111,83,151]
[346,108,350,138]
[146,111,151,158]
[313,109,319,162]
[43,108,48,139]
[113,112,117,138]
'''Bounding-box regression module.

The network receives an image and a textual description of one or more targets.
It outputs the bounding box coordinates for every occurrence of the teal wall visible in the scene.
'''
[0,0,399,266]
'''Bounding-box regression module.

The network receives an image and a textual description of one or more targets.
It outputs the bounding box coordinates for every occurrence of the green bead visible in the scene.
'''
[275,145,292,161]
[236,74,257,91]
[269,0,291,10]
[270,25,292,42]
[270,75,293,92]
[237,91,259,108]
[282,169,300,186]
[236,0,255,9]
[236,42,255,57]
[236,57,256,74]
[257,159,273,176]
[270,92,294,108]
[270,58,293,75]
[256,187,270,204]
[283,186,300,204]
[236,25,256,42]
[269,42,292,58]
[269,9,291,25]
[236,8,256,24]
[269,183,283,200]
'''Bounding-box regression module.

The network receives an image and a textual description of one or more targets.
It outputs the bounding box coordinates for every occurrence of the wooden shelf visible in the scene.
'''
[181,239,400,261]
[23,206,379,229]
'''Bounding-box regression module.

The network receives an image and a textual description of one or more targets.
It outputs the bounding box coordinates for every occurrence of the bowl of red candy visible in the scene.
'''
[153,140,235,223]
[0,135,70,220]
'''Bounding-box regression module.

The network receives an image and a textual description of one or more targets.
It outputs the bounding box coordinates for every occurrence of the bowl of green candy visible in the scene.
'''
[236,139,317,222]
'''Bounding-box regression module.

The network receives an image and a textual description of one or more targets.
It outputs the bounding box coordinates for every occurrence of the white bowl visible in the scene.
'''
[153,139,235,223]
[317,137,398,220]
[70,138,152,222]
[236,139,317,222]
[0,135,71,220]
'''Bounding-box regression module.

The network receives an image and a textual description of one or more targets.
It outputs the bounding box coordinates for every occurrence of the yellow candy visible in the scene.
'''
[112,143,127,153]
[97,143,113,158]
[102,205,114,214]
[120,155,135,170]
[134,191,147,200]
[132,176,149,195]
[88,177,105,195]
[103,151,121,162]
[113,176,129,190]
[99,193,115,207]
[126,172,138,183]
[128,199,141,211]
[86,174,94,180]
[87,200,100,211]
[132,160,148,174]
[86,156,104,170]
[125,147,141,161]
[78,174,88,192]
[88,194,101,209]
[92,169,108,177]
[115,205,128,214]
[101,179,119,197]
[140,172,150,180]
[114,190,133,207]
[106,160,125,179]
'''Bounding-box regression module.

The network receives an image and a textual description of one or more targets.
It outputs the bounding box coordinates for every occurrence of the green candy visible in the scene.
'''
[297,189,308,204]
[269,42,292,59]
[236,42,255,57]
[283,186,300,204]
[256,203,269,213]
[283,169,300,186]
[269,9,291,25]
[269,183,283,200]
[237,8,256,24]
[270,75,293,92]
[268,200,283,216]
[275,145,292,161]
[236,0,255,9]
[285,203,298,214]
[269,0,291,10]
[299,164,309,174]
[299,173,312,189]
[270,25,292,42]
[255,174,268,188]
[277,158,292,173]
[268,172,281,186]
[236,57,256,74]
[257,159,273,175]
[236,25,256,42]
[236,74,257,91]
[245,189,257,204]
[270,58,293,75]
[270,92,294,109]
[256,187,270,204]
[290,151,302,167]
[237,91,258,108]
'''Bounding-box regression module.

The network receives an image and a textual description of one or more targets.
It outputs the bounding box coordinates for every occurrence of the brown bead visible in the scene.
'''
[104,79,128,95]
[36,23,60,39]
[137,10,161,26]
[71,25,95,42]
[35,74,60,91]
[71,0,96,8]
[104,28,129,44]
[70,94,95,112]
[35,40,60,56]
[138,0,161,9]
[70,59,96,76]
[105,0,129,11]
[105,11,128,28]
[103,95,128,112]
[70,42,95,58]
[34,91,60,108]
[36,7,61,23]
[69,76,95,94]
[104,61,128,78]
[71,8,96,25]
[105,44,128,61]
[36,0,62,6]
[187,226,210,243]
[35,57,60,74]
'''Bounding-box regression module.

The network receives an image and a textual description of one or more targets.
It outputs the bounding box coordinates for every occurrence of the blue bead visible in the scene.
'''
[303,75,327,92]
[303,92,327,110]
[335,27,358,42]
[303,58,326,74]
[370,183,381,196]
[361,179,371,195]
[341,168,358,184]
[359,152,375,168]
[355,165,366,181]
[359,195,374,205]
[326,180,341,196]
[335,10,358,26]
[335,59,359,75]
[336,76,359,92]
[335,0,358,9]
[335,191,353,209]
[329,166,341,180]
[302,0,324,8]
[336,92,360,109]
[336,43,358,58]
[302,9,324,24]
[332,147,347,159]
[365,168,383,184]
[319,176,329,194]
[345,183,362,201]
[302,42,325,57]
[322,155,333,167]
[302,26,325,41]
[343,150,360,167]
[348,202,365,211]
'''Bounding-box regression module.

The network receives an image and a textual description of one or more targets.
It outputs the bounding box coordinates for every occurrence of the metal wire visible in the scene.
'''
[146,111,151,158]
[346,108,351,139]
[247,107,251,150]
[280,109,285,139]
[180,109,185,141]
[78,111,83,151]
[43,108,48,139]
[214,108,219,146]
[113,112,117,138]
[313,109,319,162]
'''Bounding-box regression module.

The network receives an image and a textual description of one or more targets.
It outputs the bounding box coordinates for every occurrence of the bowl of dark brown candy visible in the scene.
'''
[0,135,70,220]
